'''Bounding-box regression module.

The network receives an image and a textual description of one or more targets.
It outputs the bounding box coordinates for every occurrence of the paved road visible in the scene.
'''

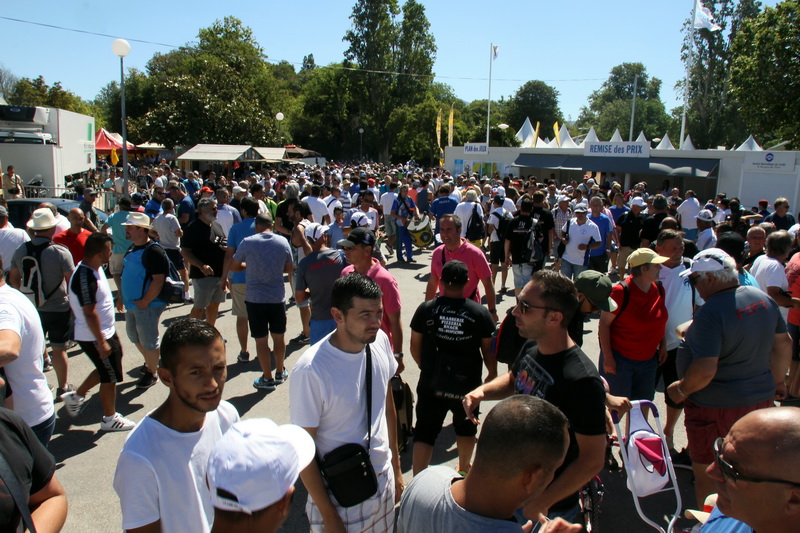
[49,247,696,532]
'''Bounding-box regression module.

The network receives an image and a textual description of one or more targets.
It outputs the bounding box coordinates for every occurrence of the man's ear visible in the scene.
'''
[157,366,173,389]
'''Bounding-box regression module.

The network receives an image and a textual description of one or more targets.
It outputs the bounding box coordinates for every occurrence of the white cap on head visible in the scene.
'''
[680,248,732,277]
[631,197,646,208]
[695,209,715,222]
[304,222,329,243]
[207,419,315,515]
[349,211,370,228]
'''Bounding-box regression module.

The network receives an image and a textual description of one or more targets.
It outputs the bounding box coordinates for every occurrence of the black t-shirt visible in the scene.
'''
[410,296,494,391]
[79,201,99,227]
[181,219,227,279]
[617,211,645,248]
[129,242,169,276]
[510,341,606,511]
[640,212,668,243]
[532,206,556,252]
[0,408,56,531]
[504,214,534,264]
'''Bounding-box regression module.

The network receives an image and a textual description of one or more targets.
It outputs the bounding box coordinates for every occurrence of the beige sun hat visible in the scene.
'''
[121,211,152,229]
[27,208,58,230]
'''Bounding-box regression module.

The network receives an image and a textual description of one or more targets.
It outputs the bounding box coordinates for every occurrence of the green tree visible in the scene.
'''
[8,75,99,120]
[576,63,670,141]
[730,0,800,148]
[680,0,762,149]
[301,54,317,71]
[504,80,564,136]
[0,64,17,102]
[344,0,436,161]
[93,69,154,141]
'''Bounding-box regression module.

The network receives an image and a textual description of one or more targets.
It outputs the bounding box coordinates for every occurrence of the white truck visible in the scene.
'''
[0,105,95,191]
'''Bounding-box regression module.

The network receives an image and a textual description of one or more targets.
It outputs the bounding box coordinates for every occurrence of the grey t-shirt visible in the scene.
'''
[151,213,181,250]
[677,285,786,408]
[11,237,74,312]
[295,248,345,321]
[233,232,292,304]
[397,466,523,533]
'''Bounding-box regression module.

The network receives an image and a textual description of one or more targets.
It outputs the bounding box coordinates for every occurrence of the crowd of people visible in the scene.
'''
[0,160,799,532]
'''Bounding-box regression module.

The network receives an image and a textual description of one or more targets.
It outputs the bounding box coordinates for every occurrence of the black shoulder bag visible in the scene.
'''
[318,344,379,507]
[0,452,36,533]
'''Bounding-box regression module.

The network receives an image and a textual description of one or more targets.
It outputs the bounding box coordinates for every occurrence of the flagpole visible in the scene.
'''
[680,0,698,148]
[486,43,493,145]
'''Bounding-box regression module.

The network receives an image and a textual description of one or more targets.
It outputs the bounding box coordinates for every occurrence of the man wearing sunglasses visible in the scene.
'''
[668,248,792,508]
[462,270,606,527]
[701,407,800,532]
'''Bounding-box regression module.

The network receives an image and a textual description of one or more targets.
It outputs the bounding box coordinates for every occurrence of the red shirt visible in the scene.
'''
[609,275,668,360]
[53,228,91,264]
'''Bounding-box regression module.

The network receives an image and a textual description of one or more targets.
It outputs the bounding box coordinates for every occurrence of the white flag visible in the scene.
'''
[694,0,722,31]
[492,45,499,60]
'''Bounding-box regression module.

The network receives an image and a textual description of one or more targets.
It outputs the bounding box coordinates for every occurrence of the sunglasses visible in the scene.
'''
[517,300,555,315]
[714,438,800,488]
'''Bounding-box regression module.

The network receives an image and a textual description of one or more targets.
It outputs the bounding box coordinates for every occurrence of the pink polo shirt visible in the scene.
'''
[342,258,402,346]
[431,239,492,302]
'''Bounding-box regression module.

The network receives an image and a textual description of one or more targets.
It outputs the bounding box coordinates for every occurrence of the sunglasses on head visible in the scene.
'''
[714,438,800,488]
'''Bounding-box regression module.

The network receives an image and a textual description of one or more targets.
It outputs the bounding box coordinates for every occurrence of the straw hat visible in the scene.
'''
[27,208,58,230]
[121,211,152,229]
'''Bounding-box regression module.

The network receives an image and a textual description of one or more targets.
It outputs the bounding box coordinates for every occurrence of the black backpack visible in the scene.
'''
[465,204,486,241]
[494,210,513,240]
[137,242,185,304]
[520,216,545,264]
[19,241,60,308]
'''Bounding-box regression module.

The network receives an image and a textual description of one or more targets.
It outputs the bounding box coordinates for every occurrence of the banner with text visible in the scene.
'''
[584,141,650,158]
[464,143,489,155]
[744,151,796,173]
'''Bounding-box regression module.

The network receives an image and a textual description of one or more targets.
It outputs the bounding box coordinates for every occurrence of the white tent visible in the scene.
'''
[680,135,695,150]
[736,135,763,151]
[655,134,675,150]
[609,129,624,142]
[516,117,536,148]
[635,131,648,143]
[558,123,578,148]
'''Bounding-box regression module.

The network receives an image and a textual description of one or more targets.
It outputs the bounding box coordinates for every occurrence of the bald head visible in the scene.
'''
[68,207,85,228]
[733,407,800,473]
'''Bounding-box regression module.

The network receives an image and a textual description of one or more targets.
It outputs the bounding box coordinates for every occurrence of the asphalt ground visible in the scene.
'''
[48,247,698,532]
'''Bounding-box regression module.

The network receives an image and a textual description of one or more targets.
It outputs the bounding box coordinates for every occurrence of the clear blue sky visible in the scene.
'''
[0,0,779,128]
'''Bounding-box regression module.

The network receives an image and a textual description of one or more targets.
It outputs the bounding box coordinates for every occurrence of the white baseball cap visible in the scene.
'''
[695,209,715,222]
[304,222,329,243]
[349,211,370,228]
[680,248,731,277]
[207,419,315,514]
[630,197,646,208]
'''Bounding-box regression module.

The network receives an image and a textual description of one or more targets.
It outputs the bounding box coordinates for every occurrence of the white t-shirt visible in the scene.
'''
[696,228,717,251]
[0,284,54,427]
[561,218,601,266]
[305,196,331,224]
[68,263,115,342]
[449,188,463,203]
[454,202,481,238]
[379,192,397,219]
[751,254,789,321]
[0,226,29,273]
[215,207,234,238]
[659,260,704,350]
[113,401,240,533]
[502,198,517,215]
[325,196,342,220]
[676,197,701,230]
[290,330,398,486]
[488,208,507,242]
[152,213,182,250]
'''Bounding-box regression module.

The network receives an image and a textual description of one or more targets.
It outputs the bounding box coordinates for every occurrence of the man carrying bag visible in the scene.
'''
[290,273,404,533]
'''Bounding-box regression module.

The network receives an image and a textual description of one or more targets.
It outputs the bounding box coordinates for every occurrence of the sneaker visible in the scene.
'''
[237,351,250,363]
[55,384,76,401]
[290,334,310,345]
[43,359,53,372]
[253,376,276,391]
[61,391,85,418]
[274,369,289,384]
[100,413,136,432]
[138,364,149,376]
[136,372,158,389]
[670,447,692,470]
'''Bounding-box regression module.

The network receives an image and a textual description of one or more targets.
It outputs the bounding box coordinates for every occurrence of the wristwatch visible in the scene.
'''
[394,352,404,359]
[488,308,497,314]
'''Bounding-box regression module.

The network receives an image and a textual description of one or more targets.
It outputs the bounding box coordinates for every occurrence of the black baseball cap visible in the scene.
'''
[337,227,376,248]
[441,260,469,286]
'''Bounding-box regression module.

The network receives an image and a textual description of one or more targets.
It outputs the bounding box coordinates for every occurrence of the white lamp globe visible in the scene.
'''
[112,38,131,58]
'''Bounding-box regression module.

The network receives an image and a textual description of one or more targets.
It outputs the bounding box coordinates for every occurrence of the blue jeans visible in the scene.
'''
[395,221,413,260]
[600,349,659,400]
[560,260,588,280]
[309,319,337,345]
[31,413,56,448]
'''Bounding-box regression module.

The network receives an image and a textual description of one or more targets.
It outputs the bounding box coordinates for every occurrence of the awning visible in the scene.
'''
[177,144,252,161]
[513,153,719,178]
[252,147,287,160]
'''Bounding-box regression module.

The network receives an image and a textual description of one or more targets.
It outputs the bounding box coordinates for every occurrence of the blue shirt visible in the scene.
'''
[609,205,629,224]
[144,199,163,219]
[700,508,753,533]
[588,213,613,257]
[430,197,458,233]
[226,219,256,284]
[106,210,133,254]
[177,196,196,228]
[328,220,345,247]
[233,232,293,303]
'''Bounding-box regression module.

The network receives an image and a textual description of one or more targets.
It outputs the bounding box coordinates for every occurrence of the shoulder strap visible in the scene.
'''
[617,279,630,317]
[0,452,36,533]
[365,344,373,454]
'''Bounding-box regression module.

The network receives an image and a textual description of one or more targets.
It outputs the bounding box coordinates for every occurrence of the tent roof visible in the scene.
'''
[513,153,719,177]
[177,144,252,161]
[95,128,136,152]
[137,141,166,151]
[252,147,287,160]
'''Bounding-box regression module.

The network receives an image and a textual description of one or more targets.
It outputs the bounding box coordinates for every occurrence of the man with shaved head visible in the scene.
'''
[53,208,92,264]
[703,407,800,532]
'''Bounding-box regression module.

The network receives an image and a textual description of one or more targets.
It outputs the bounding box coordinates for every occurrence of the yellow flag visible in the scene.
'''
[436,108,442,151]
[110,148,119,166]
[533,121,541,148]
[447,105,454,147]
[553,122,560,147]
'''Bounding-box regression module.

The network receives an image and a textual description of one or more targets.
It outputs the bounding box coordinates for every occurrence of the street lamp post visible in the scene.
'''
[276,112,284,145]
[112,38,131,199]
[358,127,364,161]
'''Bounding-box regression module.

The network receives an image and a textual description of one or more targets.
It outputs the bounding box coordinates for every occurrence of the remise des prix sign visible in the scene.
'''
[584,141,650,158]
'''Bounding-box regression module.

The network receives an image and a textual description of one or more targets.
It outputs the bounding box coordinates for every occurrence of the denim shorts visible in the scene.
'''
[512,263,534,289]
[600,349,658,401]
[125,306,165,351]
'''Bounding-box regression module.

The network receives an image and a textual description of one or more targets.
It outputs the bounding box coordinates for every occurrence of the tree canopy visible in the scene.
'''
[504,81,563,137]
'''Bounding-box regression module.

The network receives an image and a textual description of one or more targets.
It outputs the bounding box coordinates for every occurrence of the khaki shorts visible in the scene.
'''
[109,253,125,276]
[231,283,248,317]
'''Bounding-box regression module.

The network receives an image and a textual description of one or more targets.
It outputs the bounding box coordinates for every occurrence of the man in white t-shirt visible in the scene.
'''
[152,198,191,302]
[305,185,331,225]
[290,273,403,533]
[63,232,135,431]
[676,190,702,241]
[378,183,398,255]
[751,230,800,322]
[559,204,602,280]
[0,257,56,447]
[114,318,240,533]
[696,210,717,251]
